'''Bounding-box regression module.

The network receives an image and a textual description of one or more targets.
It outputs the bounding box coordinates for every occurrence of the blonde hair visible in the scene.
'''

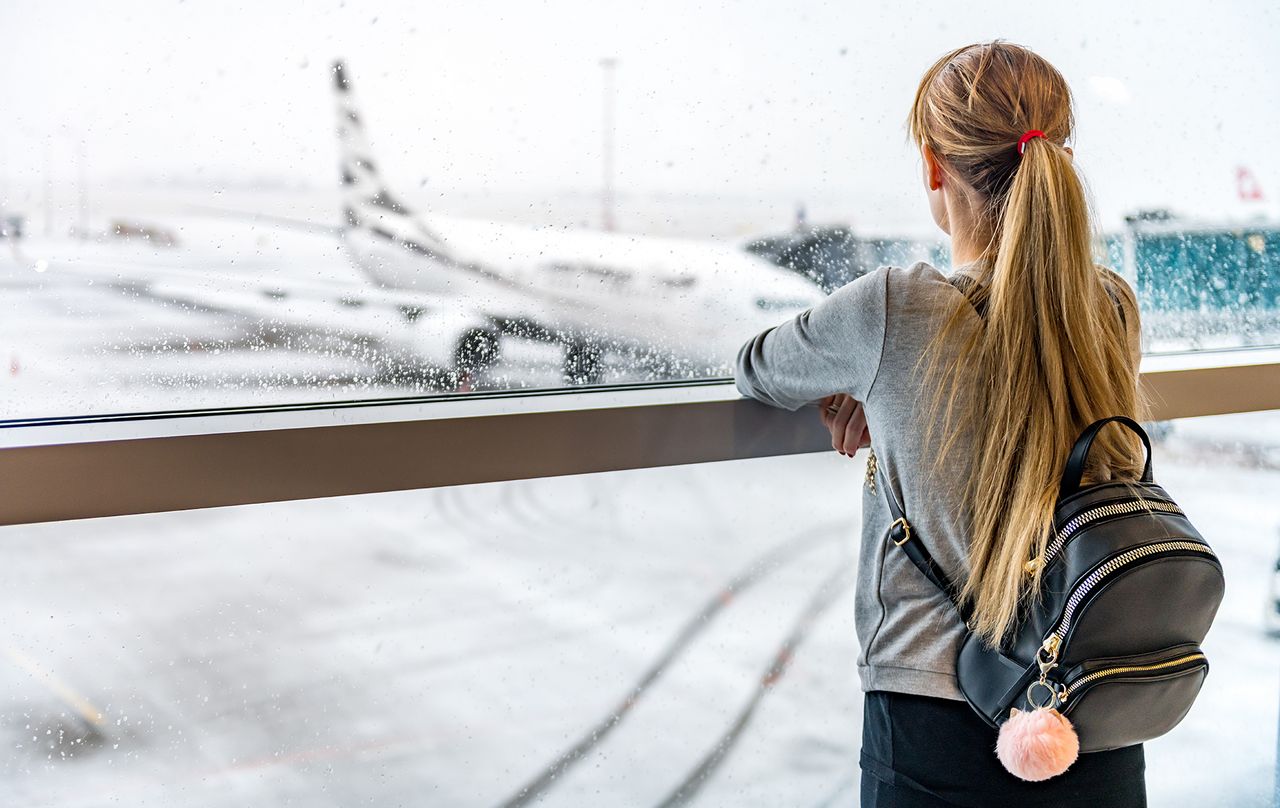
[909,42,1143,645]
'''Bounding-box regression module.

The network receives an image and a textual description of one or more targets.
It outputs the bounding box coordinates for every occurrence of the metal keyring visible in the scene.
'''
[1025,680,1061,710]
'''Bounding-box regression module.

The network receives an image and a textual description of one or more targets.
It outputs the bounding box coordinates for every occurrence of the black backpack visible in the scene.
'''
[879,416,1225,752]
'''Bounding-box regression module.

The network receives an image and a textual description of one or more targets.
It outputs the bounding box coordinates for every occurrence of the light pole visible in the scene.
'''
[76,136,88,240]
[599,58,617,232]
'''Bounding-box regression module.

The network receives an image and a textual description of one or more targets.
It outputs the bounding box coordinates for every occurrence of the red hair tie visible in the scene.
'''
[1017,130,1046,156]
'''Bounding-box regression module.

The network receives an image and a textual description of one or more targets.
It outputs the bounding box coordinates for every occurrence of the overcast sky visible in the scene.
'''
[1,0,1277,234]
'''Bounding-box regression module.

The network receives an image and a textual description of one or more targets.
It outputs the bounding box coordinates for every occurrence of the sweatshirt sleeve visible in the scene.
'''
[734,266,889,410]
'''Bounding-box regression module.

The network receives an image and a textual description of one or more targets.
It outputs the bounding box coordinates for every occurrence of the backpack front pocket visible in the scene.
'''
[1059,643,1209,752]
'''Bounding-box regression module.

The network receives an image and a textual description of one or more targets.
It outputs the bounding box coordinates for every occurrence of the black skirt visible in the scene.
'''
[860,690,1147,808]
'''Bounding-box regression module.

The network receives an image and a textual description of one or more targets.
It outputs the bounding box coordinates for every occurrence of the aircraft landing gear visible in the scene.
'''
[563,341,604,385]
[454,328,501,388]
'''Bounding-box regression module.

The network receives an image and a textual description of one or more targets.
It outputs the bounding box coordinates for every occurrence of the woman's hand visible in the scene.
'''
[819,394,871,457]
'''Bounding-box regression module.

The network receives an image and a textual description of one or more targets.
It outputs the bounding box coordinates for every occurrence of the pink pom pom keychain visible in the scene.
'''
[995,636,1080,781]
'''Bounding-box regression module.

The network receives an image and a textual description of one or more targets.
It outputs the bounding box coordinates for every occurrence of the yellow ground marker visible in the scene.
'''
[3,646,105,729]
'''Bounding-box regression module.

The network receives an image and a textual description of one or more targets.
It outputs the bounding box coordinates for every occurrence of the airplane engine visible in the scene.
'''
[405,307,501,379]
[454,326,502,376]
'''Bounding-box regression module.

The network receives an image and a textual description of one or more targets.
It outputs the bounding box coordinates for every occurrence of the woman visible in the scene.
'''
[735,42,1147,806]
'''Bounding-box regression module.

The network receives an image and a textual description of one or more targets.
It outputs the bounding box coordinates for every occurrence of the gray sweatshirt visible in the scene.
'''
[734,261,1141,700]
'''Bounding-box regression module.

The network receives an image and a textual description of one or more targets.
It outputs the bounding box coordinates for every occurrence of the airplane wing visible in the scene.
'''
[17,241,508,380]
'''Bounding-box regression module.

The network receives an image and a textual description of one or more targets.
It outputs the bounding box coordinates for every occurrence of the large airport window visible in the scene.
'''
[1,410,1276,805]
[1,4,1276,420]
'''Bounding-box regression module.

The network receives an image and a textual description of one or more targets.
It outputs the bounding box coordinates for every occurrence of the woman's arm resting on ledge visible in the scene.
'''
[733,266,889,410]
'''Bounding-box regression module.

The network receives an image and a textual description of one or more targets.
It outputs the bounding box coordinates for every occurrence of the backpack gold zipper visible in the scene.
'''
[1062,653,1207,704]
[1036,498,1185,572]
[1044,539,1216,648]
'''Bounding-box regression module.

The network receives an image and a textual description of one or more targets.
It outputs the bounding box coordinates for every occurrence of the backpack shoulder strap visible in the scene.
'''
[947,273,987,318]
[877,461,972,623]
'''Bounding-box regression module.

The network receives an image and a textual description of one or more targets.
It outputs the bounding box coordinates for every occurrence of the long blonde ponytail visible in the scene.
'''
[909,42,1144,645]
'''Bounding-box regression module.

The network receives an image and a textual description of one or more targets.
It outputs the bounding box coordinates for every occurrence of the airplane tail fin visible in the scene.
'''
[332,61,428,233]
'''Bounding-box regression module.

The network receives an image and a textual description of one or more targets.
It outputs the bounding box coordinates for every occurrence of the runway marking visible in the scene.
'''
[3,645,106,730]
[494,522,845,808]
[654,563,855,808]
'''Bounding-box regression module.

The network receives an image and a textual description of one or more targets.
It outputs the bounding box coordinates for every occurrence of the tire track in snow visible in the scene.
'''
[494,522,846,808]
[653,562,854,808]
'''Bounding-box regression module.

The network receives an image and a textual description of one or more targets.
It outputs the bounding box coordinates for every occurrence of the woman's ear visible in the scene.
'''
[921,143,950,234]
[922,144,943,191]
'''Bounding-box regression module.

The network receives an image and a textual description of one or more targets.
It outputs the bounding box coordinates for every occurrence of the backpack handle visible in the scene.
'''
[1059,416,1153,501]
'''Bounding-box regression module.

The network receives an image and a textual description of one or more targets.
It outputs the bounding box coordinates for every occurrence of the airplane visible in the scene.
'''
[327,60,825,385]
[6,61,825,392]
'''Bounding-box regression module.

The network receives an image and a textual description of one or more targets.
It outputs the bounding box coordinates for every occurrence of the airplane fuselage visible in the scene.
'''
[342,211,826,370]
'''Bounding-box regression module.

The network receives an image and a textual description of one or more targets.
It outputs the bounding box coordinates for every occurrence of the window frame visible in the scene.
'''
[1,353,1277,526]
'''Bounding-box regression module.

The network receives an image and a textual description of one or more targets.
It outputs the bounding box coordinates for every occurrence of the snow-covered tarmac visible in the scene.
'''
[0,420,1277,807]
